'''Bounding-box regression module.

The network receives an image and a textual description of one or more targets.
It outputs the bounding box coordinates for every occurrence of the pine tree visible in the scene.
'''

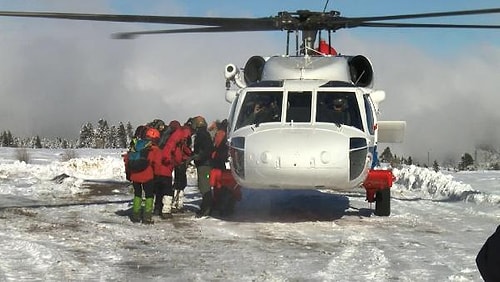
[117,122,128,148]
[126,122,134,143]
[432,160,439,172]
[95,119,110,149]
[61,139,69,149]
[407,156,413,165]
[380,147,393,163]
[4,131,15,147]
[1,131,7,147]
[107,125,117,148]
[78,122,94,148]
[392,154,401,165]
[34,135,42,149]
[458,153,474,171]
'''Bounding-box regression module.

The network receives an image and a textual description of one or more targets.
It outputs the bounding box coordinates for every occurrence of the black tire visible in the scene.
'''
[374,188,391,216]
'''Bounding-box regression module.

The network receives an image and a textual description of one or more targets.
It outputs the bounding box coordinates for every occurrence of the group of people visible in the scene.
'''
[123,116,229,224]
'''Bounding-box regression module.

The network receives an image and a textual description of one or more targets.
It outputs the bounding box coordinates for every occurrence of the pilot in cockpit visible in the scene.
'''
[242,97,277,127]
[329,98,351,125]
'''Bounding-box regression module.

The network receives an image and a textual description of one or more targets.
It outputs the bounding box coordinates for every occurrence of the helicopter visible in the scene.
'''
[0,7,499,216]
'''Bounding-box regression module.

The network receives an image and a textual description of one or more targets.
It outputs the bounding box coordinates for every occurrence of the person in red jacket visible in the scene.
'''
[163,121,193,213]
[153,120,181,219]
[124,127,161,224]
[210,119,228,192]
[209,119,234,215]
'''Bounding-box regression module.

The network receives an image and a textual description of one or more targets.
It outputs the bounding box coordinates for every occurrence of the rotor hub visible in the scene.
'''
[276,10,343,31]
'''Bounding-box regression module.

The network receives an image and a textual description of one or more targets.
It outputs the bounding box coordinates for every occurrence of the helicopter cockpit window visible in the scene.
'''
[286,91,312,122]
[316,92,363,130]
[235,91,282,129]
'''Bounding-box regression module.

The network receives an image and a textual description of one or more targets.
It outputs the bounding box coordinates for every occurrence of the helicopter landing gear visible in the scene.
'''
[374,188,391,216]
[363,169,394,217]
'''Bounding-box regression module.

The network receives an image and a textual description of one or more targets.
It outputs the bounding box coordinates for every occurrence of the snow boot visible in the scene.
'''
[154,192,164,216]
[196,191,213,218]
[173,190,185,213]
[161,195,173,219]
[130,196,142,223]
[142,197,154,224]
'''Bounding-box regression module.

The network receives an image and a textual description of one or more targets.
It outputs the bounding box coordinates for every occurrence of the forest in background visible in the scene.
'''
[1,119,134,149]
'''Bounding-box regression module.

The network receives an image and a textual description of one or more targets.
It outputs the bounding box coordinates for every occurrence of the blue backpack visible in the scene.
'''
[127,139,152,172]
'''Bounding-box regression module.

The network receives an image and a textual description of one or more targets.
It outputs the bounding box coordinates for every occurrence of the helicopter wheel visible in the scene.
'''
[374,188,391,216]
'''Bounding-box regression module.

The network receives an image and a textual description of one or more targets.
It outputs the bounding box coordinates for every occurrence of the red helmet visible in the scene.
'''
[145,128,160,140]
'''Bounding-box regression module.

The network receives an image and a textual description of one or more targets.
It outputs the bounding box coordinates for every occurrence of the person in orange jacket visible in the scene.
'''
[124,127,162,224]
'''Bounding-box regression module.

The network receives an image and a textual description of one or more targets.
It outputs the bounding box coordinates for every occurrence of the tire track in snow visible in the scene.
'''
[314,226,390,281]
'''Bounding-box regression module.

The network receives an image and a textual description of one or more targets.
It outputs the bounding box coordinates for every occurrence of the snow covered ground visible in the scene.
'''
[0,147,498,281]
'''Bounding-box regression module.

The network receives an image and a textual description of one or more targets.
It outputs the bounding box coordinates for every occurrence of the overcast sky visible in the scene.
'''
[0,0,499,164]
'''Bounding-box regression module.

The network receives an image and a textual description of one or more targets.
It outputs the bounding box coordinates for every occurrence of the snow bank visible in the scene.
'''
[0,152,126,198]
[2,148,499,207]
[393,165,500,205]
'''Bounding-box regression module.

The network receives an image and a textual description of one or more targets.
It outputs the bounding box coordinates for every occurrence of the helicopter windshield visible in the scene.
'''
[234,90,364,131]
[316,91,363,130]
[235,91,282,129]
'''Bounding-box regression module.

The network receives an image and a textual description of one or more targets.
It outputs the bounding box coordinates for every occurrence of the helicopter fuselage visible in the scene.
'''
[226,54,385,189]
[224,55,405,191]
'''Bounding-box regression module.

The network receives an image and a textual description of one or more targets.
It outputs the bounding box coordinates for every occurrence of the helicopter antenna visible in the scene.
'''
[323,0,331,12]
[318,0,330,52]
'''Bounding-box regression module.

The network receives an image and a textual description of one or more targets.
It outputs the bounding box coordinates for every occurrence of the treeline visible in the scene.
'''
[379,146,500,172]
[3,122,500,171]
[1,119,135,149]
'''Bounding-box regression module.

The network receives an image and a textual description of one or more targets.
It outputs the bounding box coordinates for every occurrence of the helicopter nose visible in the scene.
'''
[236,128,370,189]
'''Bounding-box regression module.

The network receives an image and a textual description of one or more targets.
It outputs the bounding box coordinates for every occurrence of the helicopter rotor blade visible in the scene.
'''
[356,22,500,29]
[346,8,500,23]
[0,11,278,28]
[0,8,498,37]
[112,26,278,39]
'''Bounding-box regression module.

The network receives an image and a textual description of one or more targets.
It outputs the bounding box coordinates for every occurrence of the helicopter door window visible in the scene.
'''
[363,94,376,135]
[316,92,364,130]
[235,91,282,129]
[227,94,240,132]
[286,91,312,122]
